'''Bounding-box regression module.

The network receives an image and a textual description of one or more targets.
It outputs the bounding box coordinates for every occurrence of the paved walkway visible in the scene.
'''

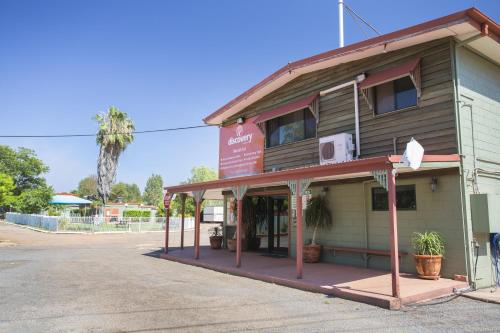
[161,246,467,309]
[1,222,499,332]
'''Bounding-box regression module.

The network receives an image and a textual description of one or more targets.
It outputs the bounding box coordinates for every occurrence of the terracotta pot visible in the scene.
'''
[414,254,443,280]
[227,238,247,252]
[303,244,322,263]
[227,239,237,252]
[209,236,223,249]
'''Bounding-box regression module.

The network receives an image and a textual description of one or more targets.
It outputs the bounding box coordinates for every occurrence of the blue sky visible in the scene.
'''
[0,0,498,192]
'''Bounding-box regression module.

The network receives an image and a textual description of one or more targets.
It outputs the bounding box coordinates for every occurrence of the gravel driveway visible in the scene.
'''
[0,222,498,333]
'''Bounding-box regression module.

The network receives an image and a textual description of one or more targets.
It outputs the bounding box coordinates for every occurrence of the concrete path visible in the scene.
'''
[463,288,500,305]
[1,222,499,333]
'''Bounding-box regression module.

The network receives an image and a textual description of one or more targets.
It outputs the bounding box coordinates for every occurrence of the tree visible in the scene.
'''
[109,182,142,203]
[143,174,163,206]
[0,145,49,195]
[95,107,135,205]
[76,175,98,199]
[0,173,16,208]
[14,185,54,214]
[186,166,217,184]
[170,165,218,216]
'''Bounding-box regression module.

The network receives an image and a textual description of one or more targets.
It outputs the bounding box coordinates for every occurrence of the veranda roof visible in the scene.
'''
[164,154,461,200]
[50,194,92,205]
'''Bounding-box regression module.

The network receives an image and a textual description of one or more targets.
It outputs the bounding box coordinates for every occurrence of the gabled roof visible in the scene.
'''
[204,7,499,125]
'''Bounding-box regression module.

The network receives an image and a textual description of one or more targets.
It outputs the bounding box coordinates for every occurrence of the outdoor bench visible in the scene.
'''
[322,246,407,267]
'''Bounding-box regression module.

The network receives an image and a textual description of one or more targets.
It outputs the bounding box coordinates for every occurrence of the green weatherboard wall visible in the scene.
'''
[455,46,500,288]
[290,174,467,279]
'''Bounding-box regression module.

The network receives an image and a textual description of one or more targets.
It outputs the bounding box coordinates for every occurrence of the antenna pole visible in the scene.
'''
[338,0,344,47]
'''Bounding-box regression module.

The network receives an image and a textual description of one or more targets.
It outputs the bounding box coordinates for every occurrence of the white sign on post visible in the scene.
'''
[400,138,424,170]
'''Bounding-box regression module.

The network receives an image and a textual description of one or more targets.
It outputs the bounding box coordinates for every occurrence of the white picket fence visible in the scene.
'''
[6,213,194,233]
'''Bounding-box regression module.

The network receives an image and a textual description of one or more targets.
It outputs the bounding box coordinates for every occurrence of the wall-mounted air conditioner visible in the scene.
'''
[319,133,354,165]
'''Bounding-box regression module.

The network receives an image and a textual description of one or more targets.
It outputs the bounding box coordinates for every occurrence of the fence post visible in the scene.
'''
[139,219,142,233]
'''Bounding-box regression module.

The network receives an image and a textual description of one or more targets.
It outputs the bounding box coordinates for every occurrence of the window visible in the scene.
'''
[266,109,316,148]
[374,76,417,115]
[371,185,416,211]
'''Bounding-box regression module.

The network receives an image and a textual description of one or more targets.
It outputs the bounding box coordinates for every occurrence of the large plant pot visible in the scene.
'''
[246,237,261,251]
[227,238,247,252]
[414,254,443,280]
[209,236,223,249]
[303,244,322,263]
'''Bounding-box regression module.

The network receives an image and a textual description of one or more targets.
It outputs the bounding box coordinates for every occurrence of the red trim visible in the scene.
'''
[387,165,400,298]
[296,180,303,279]
[164,209,170,254]
[388,154,460,163]
[253,93,318,124]
[359,58,420,89]
[236,195,242,268]
[195,202,201,259]
[164,154,461,193]
[203,8,499,124]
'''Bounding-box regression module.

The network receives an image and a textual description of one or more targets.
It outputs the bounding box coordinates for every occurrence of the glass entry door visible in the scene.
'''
[254,195,289,255]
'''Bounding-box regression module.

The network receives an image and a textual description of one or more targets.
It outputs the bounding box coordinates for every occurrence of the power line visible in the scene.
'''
[0,124,216,138]
[344,3,381,36]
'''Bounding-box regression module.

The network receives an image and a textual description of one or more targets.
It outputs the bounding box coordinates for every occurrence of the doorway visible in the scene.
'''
[250,195,289,255]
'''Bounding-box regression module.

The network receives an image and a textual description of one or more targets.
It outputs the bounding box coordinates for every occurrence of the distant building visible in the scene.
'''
[103,202,157,220]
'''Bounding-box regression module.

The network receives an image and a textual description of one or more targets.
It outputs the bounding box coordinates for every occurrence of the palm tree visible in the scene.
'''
[95,107,135,205]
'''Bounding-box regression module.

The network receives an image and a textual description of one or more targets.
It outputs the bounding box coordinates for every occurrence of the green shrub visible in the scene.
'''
[58,217,69,230]
[47,206,61,216]
[123,210,151,218]
[412,231,445,256]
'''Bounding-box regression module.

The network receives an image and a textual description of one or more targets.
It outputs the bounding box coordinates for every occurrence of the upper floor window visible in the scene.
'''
[359,58,421,115]
[266,109,316,148]
[374,76,417,115]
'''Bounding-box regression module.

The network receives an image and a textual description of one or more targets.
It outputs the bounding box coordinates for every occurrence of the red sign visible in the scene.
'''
[163,193,173,209]
[219,117,264,179]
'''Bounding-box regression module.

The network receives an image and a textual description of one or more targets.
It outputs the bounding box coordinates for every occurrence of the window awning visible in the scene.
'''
[359,58,421,110]
[253,93,319,129]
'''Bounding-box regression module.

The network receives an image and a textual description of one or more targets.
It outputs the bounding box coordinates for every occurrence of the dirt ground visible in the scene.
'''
[1,222,499,333]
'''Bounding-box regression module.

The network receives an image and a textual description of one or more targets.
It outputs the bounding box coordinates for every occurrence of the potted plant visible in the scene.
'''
[412,231,445,280]
[304,194,333,263]
[227,231,247,252]
[209,226,223,249]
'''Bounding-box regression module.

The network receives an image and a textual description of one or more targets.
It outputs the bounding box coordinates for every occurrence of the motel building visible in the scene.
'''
[161,8,500,309]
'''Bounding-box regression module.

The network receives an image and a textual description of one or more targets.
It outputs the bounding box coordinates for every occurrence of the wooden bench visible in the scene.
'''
[322,246,408,267]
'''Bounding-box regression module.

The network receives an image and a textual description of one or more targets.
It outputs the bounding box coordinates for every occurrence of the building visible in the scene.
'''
[103,202,157,220]
[162,8,499,306]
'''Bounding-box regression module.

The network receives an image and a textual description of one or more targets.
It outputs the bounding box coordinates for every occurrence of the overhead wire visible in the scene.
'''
[344,2,382,36]
[0,124,217,139]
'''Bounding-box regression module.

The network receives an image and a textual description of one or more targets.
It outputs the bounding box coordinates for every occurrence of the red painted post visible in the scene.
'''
[236,192,243,268]
[387,167,400,298]
[195,201,201,259]
[164,208,170,253]
[296,179,303,279]
[180,195,186,250]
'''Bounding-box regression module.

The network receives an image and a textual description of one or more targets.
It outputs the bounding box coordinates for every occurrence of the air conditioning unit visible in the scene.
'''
[319,133,354,165]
